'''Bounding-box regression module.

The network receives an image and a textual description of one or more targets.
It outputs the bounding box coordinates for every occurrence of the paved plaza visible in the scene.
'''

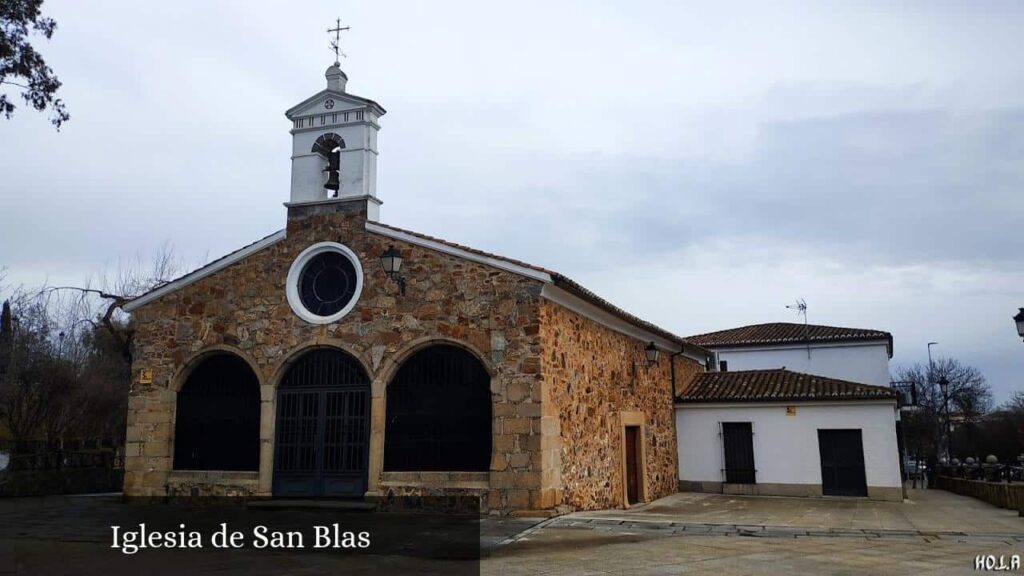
[0,489,1021,574]
[484,489,1024,575]
[568,488,1024,535]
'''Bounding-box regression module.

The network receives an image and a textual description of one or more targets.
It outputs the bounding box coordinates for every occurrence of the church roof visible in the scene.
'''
[676,369,897,404]
[123,230,287,313]
[367,221,710,356]
[122,221,711,361]
[687,322,893,357]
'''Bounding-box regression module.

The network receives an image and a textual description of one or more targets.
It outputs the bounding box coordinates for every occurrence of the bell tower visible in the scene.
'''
[285,44,385,220]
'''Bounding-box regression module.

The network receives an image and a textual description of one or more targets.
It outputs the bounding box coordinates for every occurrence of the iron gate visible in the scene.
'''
[273,349,370,497]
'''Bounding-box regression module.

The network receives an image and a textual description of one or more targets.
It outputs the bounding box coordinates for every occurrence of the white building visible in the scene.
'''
[675,323,903,501]
[688,322,893,386]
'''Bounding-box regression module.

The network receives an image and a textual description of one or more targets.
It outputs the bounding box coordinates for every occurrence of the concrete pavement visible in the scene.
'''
[483,489,1024,575]
[568,488,1024,534]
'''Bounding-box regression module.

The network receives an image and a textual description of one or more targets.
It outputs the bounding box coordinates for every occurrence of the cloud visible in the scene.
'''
[1,0,1022,401]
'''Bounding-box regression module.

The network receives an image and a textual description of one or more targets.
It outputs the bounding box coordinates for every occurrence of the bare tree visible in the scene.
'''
[40,243,181,362]
[895,357,993,464]
[971,392,1024,464]
[0,246,181,452]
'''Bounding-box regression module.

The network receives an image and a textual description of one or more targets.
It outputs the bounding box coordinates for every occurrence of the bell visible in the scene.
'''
[324,169,340,192]
[326,150,341,172]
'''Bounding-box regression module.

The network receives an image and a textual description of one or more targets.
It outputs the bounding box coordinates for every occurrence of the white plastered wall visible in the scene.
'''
[675,400,902,491]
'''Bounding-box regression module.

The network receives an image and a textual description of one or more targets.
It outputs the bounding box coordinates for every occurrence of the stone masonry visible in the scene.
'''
[124,202,705,514]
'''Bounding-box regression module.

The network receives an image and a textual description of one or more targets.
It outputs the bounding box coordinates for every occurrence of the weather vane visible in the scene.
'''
[328,17,350,65]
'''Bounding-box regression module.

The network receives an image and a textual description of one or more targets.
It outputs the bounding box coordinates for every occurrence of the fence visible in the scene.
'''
[934,464,1024,512]
[0,437,124,496]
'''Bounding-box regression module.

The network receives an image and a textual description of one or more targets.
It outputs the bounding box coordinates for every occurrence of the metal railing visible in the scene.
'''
[935,463,1024,483]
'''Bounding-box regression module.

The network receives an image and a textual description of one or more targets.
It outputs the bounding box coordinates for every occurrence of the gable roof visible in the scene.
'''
[122,230,286,313]
[122,220,712,361]
[677,369,897,404]
[285,89,386,118]
[687,322,893,357]
[366,221,711,359]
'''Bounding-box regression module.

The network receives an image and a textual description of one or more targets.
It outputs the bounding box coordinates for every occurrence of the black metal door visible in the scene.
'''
[722,422,756,484]
[818,429,868,497]
[273,350,370,498]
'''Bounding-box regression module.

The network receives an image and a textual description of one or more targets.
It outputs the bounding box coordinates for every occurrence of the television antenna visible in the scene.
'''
[786,298,811,359]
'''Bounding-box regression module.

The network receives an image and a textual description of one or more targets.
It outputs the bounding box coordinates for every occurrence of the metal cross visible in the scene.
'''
[328,18,350,64]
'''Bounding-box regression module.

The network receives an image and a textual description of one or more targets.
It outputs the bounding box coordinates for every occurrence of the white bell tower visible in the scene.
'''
[284,47,385,220]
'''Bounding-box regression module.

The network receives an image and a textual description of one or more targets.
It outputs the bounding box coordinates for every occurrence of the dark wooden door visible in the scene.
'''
[273,350,370,498]
[818,429,868,497]
[722,422,756,484]
[625,426,640,505]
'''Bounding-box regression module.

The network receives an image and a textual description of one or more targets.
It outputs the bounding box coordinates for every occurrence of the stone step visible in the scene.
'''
[247,499,377,511]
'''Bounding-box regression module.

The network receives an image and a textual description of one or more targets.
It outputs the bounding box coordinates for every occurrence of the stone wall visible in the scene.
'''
[935,476,1024,512]
[538,300,703,511]
[125,203,546,513]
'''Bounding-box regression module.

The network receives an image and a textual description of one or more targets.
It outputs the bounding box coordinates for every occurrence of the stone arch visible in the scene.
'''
[270,340,374,390]
[172,350,261,471]
[373,336,497,398]
[311,132,345,156]
[171,344,264,394]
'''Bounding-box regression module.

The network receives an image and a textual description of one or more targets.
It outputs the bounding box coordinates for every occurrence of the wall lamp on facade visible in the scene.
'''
[645,341,660,367]
[1014,308,1024,342]
[380,245,406,295]
[631,342,661,378]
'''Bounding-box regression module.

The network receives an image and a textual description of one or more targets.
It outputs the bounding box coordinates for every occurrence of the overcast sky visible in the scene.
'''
[2,1,1022,402]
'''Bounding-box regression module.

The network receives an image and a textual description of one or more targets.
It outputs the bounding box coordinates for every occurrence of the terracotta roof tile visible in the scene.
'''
[688,322,892,356]
[677,369,897,403]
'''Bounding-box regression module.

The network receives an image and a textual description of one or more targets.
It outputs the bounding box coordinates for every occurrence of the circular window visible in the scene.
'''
[286,242,363,324]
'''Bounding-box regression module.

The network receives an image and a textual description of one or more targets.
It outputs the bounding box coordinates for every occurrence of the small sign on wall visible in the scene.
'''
[138,369,153,384]
[785,405,797,416]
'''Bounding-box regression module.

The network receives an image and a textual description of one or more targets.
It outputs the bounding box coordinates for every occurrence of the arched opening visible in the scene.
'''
[273,348,370,497]
[384,344,492,471]
[173,353,260,471]
[312,133,345,197]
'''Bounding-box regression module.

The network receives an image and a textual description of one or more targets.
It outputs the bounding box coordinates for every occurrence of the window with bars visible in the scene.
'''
[173,354,260,471]
[384,345,491,471]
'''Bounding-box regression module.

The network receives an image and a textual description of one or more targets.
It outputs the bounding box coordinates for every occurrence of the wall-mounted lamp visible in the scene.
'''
[380,245,406,295]
[644,341,659,367]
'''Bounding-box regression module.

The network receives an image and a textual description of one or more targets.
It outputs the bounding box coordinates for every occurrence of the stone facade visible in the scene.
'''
[124,202,704,514]
[539,301,703,511]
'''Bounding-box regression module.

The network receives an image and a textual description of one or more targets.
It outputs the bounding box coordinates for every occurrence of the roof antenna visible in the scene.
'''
[786,298,811,360]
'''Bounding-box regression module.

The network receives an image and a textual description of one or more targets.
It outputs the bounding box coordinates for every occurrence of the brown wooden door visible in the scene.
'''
[625,426,640,505]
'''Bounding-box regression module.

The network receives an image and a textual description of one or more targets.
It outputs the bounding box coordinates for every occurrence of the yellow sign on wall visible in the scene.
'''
[785,405,797,416]
[138,369,153,384]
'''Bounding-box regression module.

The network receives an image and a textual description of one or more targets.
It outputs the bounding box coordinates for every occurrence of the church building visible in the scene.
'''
[121,59,713,514]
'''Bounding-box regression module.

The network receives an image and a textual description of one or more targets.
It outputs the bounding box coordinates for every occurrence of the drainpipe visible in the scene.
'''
[669,340,690,400]
[669,347,683,400]
[670,341,714,400]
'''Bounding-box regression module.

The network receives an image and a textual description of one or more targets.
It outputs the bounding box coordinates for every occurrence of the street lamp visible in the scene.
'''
[1014,308,1024,341]
[938,375,953,462]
